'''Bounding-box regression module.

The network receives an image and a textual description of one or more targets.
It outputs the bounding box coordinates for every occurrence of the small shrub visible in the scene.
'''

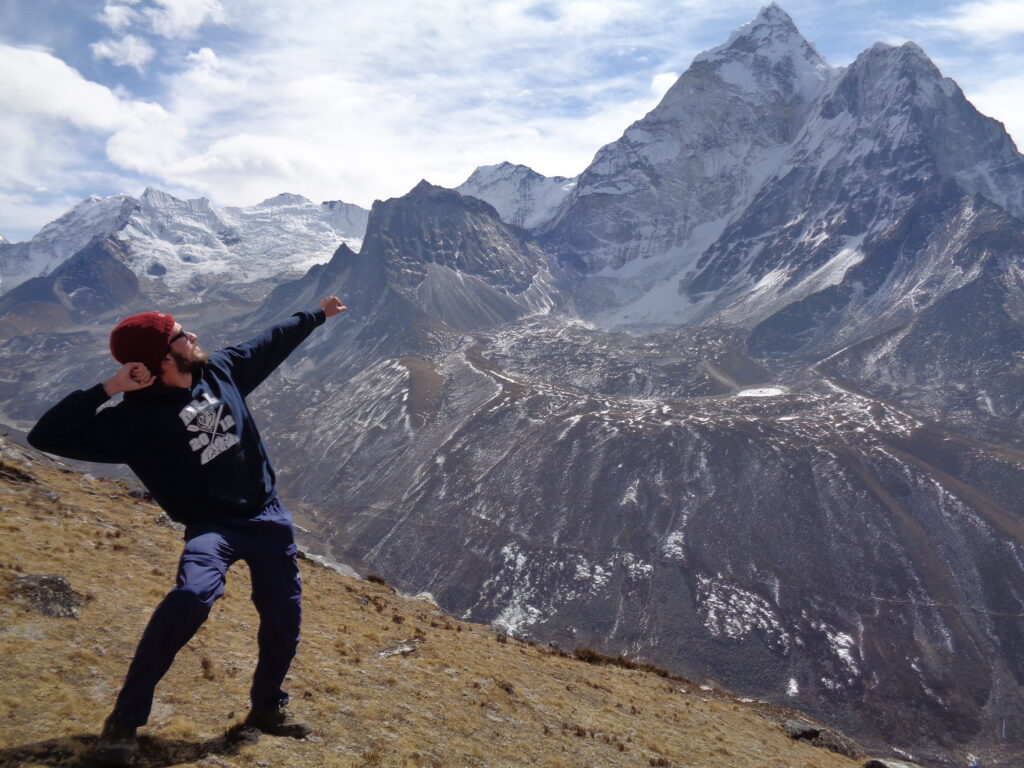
[571,647,682,681]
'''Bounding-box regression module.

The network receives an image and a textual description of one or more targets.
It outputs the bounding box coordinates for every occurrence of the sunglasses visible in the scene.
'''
[167,329,188,349]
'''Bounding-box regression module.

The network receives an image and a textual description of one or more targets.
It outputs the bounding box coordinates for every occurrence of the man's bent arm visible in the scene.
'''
[27,384,128,463]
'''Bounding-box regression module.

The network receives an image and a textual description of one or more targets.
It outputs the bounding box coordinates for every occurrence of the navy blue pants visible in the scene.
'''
[111,499,301,727]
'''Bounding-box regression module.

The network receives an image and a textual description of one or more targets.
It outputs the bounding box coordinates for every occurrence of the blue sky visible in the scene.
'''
[1,0,1022,241]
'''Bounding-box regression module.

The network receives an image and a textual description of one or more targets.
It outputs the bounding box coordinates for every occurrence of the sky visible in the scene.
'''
[1,0,1023,242]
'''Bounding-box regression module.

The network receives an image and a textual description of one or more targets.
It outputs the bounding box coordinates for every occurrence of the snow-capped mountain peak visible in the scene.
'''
[457,162,576,232]
[689,2,832,102]
[697,2,805,59]
[543,4,834,293]
[541,3,1024,336]
[256,192,312,208]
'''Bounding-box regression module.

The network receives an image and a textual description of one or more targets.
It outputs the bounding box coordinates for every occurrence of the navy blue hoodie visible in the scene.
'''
[27,310,325,524]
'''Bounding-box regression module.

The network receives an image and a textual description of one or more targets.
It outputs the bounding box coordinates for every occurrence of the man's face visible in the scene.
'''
[166,323,209,375]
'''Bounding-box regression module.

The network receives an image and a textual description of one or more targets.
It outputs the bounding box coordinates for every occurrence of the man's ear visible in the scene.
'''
[157,352,172,379]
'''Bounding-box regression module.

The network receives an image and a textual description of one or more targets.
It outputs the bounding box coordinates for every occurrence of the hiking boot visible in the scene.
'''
[94,714,138,766]
[244,703,311,738]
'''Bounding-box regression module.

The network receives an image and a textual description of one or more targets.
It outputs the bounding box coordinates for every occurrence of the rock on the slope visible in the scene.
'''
[10,574,86,618]
[784,719,862,759]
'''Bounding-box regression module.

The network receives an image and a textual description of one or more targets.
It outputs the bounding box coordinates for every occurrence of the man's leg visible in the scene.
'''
[109,529,236,727]
[245,530,302,713]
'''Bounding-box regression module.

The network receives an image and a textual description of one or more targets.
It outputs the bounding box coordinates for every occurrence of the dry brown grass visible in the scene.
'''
[0,456,862,768]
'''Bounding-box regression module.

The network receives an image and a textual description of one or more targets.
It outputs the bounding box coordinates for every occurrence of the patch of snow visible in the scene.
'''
[735,388,785,398]
[622,553,653,580]
[661,530,686,561]
[811,620,860,675]
[492,602,543,635]
[696,574,790,651]
[622,480,639,505]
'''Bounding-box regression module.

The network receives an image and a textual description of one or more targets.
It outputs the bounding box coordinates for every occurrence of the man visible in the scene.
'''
[27,297,347,766]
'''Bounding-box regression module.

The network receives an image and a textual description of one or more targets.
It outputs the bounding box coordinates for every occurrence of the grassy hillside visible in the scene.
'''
[0,442,866,768]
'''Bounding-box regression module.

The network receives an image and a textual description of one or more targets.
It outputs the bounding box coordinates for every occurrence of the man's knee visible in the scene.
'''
[249,554,301,611]
[251,586,301,618]
[164,583,218,620]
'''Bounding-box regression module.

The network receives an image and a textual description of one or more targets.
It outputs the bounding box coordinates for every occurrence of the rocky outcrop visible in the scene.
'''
[784,719,862,759]
[10,574,86,618]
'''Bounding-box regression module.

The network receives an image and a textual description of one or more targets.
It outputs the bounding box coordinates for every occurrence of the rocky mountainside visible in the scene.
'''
[1,435,876,768]
[2,4,1023,768]
[231,180,560,391]
[242,308,1024,768]
[543,5,1024,340]
[0,237,139,338]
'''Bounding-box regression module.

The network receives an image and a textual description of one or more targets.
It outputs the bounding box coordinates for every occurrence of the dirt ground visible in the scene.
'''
[0,452,864,768]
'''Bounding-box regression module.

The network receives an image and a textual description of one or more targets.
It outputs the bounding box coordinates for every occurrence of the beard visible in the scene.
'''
[169,347,209,376]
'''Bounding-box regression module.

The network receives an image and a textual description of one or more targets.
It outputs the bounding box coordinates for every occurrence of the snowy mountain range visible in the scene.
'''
[2,5,1024,767]
[0,187,367,303]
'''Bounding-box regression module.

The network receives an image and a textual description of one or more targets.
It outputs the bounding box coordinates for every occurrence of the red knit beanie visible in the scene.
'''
[109,312,176,375]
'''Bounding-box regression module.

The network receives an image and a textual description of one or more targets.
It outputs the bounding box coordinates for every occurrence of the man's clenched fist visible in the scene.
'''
[319,297,348,318]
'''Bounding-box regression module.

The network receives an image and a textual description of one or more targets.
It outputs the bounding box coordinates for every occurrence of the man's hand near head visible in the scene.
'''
[103,362,156,397]
[319,296,347,318]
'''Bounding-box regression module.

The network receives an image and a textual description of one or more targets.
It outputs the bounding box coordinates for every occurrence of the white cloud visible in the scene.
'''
[145,0,227,39]
[0,44,178,213]
[0,45,127,131]
[105,103,188,173]
[916,1,1024,43]
[91,34,156,72]
[99,2,141,31]
[98,0,725,208]
[650,72,679,99]
[0,0,762,234]
[186,46,218,70]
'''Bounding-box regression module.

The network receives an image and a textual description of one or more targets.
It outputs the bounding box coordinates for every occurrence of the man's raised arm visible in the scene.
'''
[218,297,348,397]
